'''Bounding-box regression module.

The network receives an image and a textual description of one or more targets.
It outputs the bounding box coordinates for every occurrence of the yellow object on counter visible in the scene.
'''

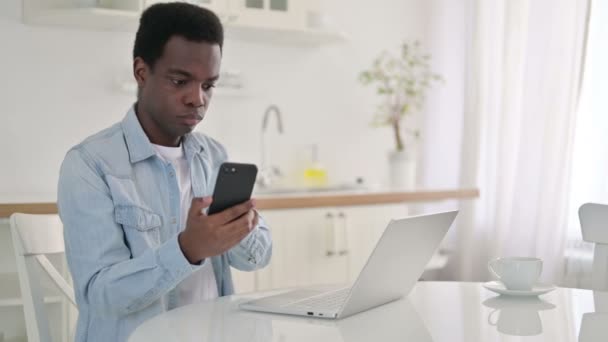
[302,144,328,188]
[303,165,328,188]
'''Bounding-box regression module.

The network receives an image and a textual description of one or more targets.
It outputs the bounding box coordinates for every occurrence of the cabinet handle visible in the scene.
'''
[325,212,335,257]
[337,212,349,256]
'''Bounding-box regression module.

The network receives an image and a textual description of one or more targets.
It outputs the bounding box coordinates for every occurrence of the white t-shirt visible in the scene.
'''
[152,143,219,306]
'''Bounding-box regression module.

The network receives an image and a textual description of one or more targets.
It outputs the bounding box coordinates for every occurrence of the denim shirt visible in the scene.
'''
[57,106,272,342]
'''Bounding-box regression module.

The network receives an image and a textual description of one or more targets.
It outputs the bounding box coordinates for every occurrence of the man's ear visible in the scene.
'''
[133,57,149,89]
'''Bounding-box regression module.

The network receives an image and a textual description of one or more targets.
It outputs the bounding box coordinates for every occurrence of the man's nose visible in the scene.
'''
[187,85,206,108]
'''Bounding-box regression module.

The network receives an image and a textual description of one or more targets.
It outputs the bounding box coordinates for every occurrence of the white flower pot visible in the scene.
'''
[388,150,416,190]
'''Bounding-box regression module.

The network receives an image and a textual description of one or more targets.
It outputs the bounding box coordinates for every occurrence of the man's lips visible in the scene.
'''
[179,114,202,126]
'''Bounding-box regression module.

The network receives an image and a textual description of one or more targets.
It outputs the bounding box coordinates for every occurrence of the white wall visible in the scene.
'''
[0,0,465,201]
[1,1,135,200]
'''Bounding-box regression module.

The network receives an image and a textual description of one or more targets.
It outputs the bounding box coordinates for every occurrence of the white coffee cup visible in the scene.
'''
[488,257,542,291]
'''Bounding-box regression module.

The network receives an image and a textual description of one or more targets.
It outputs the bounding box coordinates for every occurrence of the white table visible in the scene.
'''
[128,281,608,342]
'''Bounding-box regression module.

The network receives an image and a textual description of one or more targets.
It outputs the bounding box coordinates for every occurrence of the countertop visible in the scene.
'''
[0,188,479,217]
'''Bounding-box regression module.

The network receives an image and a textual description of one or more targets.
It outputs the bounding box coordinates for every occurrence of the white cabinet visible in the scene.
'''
[146,0,316,31]
[147,0,231,19]
[22,0,345,44]
[231,203,451,293]
[229,0,303,31]
[262,208,352,289]
[191,0,230,16]
[231,204,412,293]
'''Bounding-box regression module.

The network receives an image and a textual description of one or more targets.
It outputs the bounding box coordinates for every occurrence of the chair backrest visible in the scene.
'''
[10,213,77,342]
[579,203,608,291]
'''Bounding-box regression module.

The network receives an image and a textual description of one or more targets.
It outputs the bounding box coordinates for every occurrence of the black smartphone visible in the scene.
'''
[207,162,258,215]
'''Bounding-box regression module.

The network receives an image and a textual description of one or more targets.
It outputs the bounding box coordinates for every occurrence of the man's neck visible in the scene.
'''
[134,102,182,147]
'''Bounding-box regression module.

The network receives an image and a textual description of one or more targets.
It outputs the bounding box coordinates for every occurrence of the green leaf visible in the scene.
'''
[359,39,443,131]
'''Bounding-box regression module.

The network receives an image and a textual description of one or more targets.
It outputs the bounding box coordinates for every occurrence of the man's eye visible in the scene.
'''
[203,83,216,91]
[171,79,187,86]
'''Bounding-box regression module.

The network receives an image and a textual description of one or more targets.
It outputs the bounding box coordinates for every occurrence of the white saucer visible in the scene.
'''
[483,281,556,297]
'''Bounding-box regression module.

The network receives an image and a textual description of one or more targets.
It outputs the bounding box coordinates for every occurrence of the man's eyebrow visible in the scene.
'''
[167,68,192,77]
[167,69,219,82]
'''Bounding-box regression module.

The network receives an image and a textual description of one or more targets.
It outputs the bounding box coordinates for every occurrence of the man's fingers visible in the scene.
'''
[221,211,254,239]
[215,221,250,252]
[210,200,254,225]
[189,196,213,217]
[225,226,253,251]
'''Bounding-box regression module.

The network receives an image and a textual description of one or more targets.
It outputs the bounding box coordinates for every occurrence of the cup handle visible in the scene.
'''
[488,309,499,326]
[488,259,501,280]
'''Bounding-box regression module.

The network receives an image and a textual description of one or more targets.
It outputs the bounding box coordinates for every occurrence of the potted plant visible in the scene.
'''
[359,40,442,189]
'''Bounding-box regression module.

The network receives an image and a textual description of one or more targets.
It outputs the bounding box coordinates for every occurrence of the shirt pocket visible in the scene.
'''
[114,205,162,231]
[114,205,162,250]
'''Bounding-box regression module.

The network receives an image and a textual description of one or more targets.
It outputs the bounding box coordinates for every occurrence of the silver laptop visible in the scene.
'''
[239,210,458,319]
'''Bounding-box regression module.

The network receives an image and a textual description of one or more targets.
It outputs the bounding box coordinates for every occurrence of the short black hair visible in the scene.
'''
[133,2,224,70]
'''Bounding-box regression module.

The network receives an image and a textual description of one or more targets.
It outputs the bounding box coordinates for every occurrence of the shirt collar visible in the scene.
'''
[121,104,205,164]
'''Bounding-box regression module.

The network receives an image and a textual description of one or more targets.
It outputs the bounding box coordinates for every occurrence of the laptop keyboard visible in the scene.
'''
[285,287,351,311]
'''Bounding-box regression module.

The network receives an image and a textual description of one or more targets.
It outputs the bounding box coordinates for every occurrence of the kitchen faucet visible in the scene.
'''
[257,105,284,188]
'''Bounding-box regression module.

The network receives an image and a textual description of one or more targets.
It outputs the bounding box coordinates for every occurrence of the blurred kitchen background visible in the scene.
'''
[0,0,465,198]
[3,0,608,340]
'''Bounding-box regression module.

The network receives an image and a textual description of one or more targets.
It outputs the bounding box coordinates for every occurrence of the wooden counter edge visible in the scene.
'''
[0,202,59,218]
[255,188,479,210]
[0,188,479,217]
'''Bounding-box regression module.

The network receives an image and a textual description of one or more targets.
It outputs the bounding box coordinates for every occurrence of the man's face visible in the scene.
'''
[134,35,221,145]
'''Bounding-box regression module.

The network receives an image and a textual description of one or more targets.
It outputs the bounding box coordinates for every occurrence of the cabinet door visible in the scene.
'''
[228,0,305,30]
[304,209,349,286]
[340,204,409,282]
[246,208,350,291]
[261,208,348,289]
[195,0,231,19]
[234,204,410,293]
[145,0,230,18]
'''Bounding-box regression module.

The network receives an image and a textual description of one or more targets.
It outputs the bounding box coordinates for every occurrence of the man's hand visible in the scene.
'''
[178,197,259,264]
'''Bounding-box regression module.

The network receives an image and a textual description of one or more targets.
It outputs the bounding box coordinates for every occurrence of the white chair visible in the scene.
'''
[579,203,608,291]
[10,213,77,342]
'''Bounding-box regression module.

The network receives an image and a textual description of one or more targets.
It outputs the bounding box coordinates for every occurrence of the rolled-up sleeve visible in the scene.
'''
[58,149,200,318]
[227,213,272,271]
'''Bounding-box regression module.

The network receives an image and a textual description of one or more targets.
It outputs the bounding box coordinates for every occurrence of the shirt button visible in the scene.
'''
[171,217,177,224]
[169,172,175,177]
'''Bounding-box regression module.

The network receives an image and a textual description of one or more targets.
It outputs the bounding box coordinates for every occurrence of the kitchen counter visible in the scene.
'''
[0,188,479,217]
